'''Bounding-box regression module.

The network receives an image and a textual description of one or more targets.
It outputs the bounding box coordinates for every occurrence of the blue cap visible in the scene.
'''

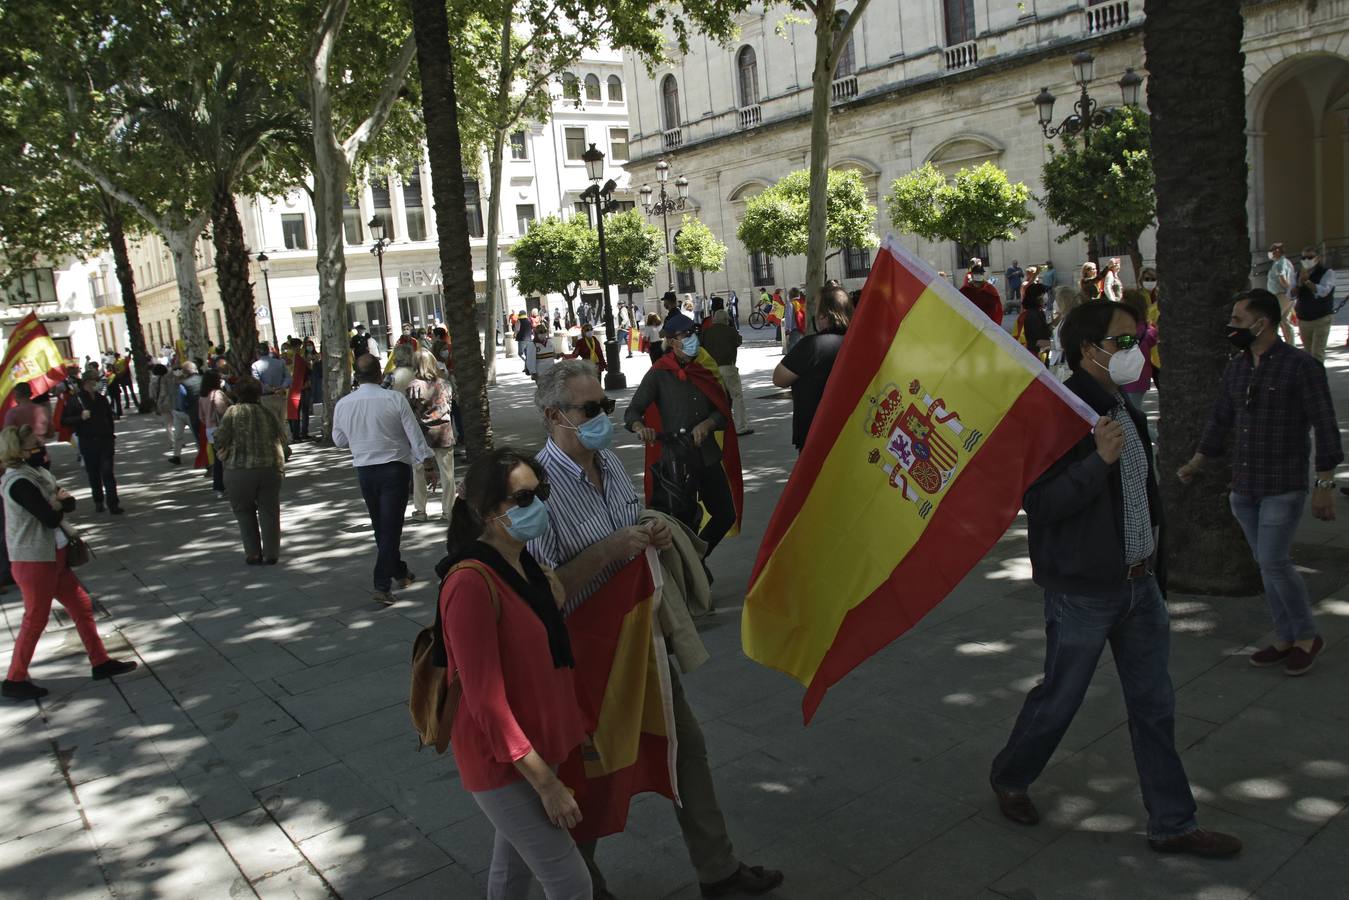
[662,313,696,336]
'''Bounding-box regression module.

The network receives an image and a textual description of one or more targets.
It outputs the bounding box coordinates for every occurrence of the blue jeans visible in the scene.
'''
[356,461,411,592]
[1229,491,1316,642]
[991,576,1198,840]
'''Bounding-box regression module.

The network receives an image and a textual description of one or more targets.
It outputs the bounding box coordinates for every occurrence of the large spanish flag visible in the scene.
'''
[743,239,1097,723]
[560,550,679,843]
[0,313,70,413]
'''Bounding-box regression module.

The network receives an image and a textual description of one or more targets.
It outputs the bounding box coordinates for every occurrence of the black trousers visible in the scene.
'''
[80,436,119,508]
[691,460,735,557]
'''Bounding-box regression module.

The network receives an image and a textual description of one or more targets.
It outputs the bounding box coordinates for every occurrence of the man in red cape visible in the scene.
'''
[623,313,743,561]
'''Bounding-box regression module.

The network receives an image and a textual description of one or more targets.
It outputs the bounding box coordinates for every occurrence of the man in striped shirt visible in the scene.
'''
[528,360,784,900]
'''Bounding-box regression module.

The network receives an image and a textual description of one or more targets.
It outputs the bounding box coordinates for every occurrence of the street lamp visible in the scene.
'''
[256,252,277,347]
[580,143,626,391]
[1034,51,1143,148]
[639,158,688,290]
[369,215,393,348]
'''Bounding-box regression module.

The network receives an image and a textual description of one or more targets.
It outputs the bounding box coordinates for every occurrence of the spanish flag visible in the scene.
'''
[742,239,1097,723]
[0,313,70,413]
[560,550,679,843]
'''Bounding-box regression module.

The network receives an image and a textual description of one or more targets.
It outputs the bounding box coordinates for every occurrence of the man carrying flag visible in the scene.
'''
[529,360,784,900]
[624,313,742,563]
[0,313,70,417]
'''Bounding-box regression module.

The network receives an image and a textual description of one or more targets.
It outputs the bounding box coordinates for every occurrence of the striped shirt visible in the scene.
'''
[528,439,642,616]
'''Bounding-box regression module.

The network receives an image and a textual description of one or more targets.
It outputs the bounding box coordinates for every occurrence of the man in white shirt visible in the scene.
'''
[332,354,432,604]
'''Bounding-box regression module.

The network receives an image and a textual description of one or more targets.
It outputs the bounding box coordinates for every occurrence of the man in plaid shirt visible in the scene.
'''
[1179,288,1343,676]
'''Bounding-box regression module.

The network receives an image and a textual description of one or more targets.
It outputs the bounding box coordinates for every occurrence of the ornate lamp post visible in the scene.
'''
[368,215,394,349]
[581,143,626,390]
[638,159,689,290]
[256,252,277,347]
[1034,51,1144,148]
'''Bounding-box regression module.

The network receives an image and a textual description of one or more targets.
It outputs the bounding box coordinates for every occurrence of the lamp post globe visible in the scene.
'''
[1118,67,1143,107]
[655,159,670,183]
[639,184,653,210]
[1034,87,1056,128]
[368,215,385,243]
[675,175,689,201]
[1071,50,1095,86]
[582,143,605,183]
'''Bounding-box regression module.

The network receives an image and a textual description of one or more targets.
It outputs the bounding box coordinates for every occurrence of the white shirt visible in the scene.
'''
[331,383,431,468]
[1104,269,1124,303]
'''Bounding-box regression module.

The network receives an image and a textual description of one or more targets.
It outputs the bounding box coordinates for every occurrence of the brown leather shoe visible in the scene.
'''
[1285,636,1325,677]
[991,783,1040,825]
[1149,829,1242,858]
[699,863,784,897]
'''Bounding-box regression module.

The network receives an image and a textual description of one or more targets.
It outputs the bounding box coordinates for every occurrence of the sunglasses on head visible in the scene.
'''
[1101,333,1140,351]
[562,397,616,418]
[504,483,551,509]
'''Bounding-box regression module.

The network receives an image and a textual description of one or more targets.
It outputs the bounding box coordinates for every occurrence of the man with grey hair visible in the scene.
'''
[528,359,784,900]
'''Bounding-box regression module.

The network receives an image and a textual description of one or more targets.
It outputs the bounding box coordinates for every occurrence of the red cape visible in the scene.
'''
[641,349,743,537]
[287,353,309,421]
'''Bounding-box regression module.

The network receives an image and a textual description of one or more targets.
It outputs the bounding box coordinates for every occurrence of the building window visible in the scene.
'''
[516,204,536,235]
[370,177,395,241]
[609,128,629,162]
[403,169,426,241]
[465,178,484,239]
[564,126,587,161]
[835,10,857,76]
[584,73,601,102]
[510,130,528,160]
[737,46,759,107]
[293,309,318,340]
[661,75,681,131]
[281,214,309,250]
[343,193,363,244]
[607,75,623,102]
[955,241,990,270]
[676,268,696,294]
[944,0,975,45]
[751,251,774,287]
[89,274,107,308]
[561,73,579,101]
[2,267,57,305]
[844,245,871,278]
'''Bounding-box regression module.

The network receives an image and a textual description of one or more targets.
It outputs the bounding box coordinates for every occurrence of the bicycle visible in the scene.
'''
[747,302,773,330]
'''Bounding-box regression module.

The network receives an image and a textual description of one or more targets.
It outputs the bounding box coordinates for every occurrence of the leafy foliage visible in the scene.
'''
[671,215,727,277]
[598,209,663,290]
[737,168,878,258]
[886,161,1034,247]
[1040,106,1154,247]
[510,215,595,305]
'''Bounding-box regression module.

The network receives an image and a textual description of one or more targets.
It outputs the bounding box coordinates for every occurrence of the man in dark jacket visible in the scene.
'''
[61,373,123,513]
[988,301,1240,859]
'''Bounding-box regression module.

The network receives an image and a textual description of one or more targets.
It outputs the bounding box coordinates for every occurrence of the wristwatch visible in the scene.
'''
[1314,478,1336,490]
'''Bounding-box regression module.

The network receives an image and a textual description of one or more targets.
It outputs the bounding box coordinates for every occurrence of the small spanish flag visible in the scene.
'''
[560,551,679,843]
[742,239,1097,723]
[0,313,69,413]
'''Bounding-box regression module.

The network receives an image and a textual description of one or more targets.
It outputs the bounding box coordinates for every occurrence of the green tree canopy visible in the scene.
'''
[510,215,594,312]
[671,215,728,277]
[597,209,662,291]
[737,168,878,259]
[886,161,1034,248]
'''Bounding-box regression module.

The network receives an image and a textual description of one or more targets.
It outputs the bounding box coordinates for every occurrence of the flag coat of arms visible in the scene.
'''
[742,239,1098,723]
[560,549,679,843]
[0,313,71,413]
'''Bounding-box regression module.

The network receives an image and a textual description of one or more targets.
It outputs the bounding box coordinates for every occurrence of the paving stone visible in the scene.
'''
[213,807,307,882]
[366,863,479,899]
[297,808,451,900]
[257,764,389,843]
[0,821,110,900]
[251,862,335,900]
[276,663,410,731]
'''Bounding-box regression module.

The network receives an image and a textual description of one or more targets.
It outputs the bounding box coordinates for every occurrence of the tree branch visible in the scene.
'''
[341,35,418,163]
[308,0,350,74]
[68,157,168,235]
[830,0,871,59]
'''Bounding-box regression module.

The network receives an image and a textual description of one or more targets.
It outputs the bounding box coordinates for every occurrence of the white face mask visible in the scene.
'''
[971,274,986,284]
[1141,280,1157,290]
[1094,345,1146,385]
[1303,257,1318,269]
[1267,251,1276,261]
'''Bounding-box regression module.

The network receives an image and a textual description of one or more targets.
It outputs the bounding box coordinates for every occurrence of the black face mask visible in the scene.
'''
[25,448,44,466]
[1226,323,1259,350]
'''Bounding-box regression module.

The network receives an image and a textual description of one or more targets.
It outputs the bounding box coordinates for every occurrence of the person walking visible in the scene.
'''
[1079,262,1102,301]
[564,323,606,373]
[286,338,312,442]
[1005,259,1024,304]
[406,350,456,523]
[1177,289,1342,675]
[1,425,137,701]
[1293,245,1336,361]
[150,364,192,464]
[213,377,289,566]
[60,372,122,514]
[332,354,431,605]
[990,300,1242,860]
[700,309,751,436]
[960,264,1004,325]
[1138,268,1162,388]
[1265,243,1297,344]
[199,370,231,499]
[529,365,784,900]
[1014,283,1053,361]
[774,283,854,452]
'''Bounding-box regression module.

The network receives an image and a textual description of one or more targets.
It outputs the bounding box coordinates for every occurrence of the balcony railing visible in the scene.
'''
[944,40,978,71]
[831,75,858,103]
[738,104,762,129]
[1086,0,1131,34]
[662,127,683,151]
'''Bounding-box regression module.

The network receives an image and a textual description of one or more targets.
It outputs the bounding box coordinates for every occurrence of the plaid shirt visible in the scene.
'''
[1198,340,1343,497]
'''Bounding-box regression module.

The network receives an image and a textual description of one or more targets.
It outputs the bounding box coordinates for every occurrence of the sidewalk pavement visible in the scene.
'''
[2,329,1348,900]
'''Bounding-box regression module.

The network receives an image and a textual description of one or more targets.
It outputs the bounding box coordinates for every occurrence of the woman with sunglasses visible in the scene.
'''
[439,447,590,899]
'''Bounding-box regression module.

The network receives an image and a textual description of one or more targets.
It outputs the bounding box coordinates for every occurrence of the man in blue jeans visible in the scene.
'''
[1178,288,1343,675]
[332,354,432,605]
[990,301,1242,858]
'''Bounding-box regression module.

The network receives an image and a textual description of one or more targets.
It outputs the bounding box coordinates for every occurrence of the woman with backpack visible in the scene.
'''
[438,447,590,899]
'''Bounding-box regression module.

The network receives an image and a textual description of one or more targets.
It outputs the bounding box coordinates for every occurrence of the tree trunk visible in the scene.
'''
[99,194,151,407]
[164,227,209,361]
[1145,0,1259,594]
[1087,234,1101,263]
[411,0,493,457]
[803,0,837,325]
[482,5,514,387]
[700,269,707,299]
[209,185,261,377]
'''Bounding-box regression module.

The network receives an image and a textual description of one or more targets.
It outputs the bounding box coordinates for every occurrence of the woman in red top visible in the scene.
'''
[440,447,591,899]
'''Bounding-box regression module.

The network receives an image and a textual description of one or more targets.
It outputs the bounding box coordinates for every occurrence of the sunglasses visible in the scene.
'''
[504,483,551,509]
[1101,333,1140,350]
[562,397,616,418]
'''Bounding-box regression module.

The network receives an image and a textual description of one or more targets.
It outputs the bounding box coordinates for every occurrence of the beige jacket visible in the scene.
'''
[639,509,711,673]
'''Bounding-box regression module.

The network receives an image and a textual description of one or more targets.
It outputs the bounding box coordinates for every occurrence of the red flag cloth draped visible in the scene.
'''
[51,393,74,443]
[640,348,743,537]
[0,313,70,414]
[194,422,209,468]
[560,552,678,843]
[287,353,309,421]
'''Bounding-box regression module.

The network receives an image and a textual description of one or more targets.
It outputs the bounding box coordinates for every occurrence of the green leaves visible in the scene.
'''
[737,168,878,258]
[886,161,1034,247]
[1040,106,1155,247]
[509,214,595,301]
[671,215,727,276]
[601,209,663,289]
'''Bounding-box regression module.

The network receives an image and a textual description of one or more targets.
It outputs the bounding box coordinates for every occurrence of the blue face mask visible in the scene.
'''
[680,335,700,357]
[498,498,551,542]
[562,411,614,451]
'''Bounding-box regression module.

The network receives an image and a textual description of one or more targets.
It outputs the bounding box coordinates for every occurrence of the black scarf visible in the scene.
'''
[435,541,574,669]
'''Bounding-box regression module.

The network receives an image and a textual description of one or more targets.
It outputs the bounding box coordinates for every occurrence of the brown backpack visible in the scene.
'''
[409,560,500,753]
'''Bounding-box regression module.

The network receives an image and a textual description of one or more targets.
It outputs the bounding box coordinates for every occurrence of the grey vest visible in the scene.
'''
[3,466,60,562]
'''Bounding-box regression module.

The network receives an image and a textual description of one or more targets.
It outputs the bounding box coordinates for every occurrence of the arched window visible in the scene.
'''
[607,74,623,102]
[834,9,857,77]
[661,75,681,131]
[737,45,759,107]
[562,73,579,101]
[584,73,601,102]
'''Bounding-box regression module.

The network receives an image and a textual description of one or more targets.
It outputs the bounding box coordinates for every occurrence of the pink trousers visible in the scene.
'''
[6,548,109,681]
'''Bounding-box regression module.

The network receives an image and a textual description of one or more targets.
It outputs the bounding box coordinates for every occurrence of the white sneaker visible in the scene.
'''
[409,510,428,522]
